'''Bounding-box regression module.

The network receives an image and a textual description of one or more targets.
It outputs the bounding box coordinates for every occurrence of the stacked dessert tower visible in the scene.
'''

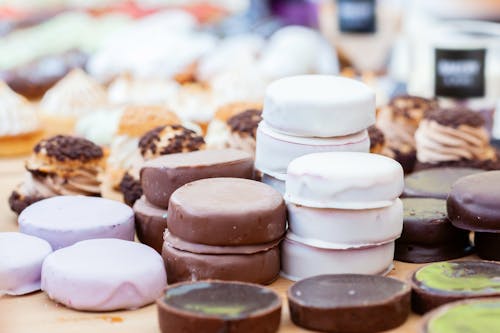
[255,75,375,194]
[282,152,404,280]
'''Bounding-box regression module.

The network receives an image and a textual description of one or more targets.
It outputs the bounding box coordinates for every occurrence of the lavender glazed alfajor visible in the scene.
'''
[9,135,105,214]
[162,178,286,284]
[282,152,404,281]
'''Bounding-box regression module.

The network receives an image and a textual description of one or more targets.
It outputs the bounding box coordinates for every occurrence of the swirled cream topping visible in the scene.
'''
[40,69,107,117]
[0,82,40,136]
[415,119,493,163]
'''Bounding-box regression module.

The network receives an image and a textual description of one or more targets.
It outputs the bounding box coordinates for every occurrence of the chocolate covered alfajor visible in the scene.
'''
[162,178,286,284]
[9,135,105,214]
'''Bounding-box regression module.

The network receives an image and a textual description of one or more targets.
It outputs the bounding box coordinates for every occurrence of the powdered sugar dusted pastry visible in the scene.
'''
[256,122,370,177]
[19,196,134,250]
[281,232,394,281]
[40,69,107,134]
[287,199,403,248]
[415,108,500,170]
[0,232,52,295]
[285,152,404,209]
[41,238,166,311]
[9,135,105,214]
[262,75,375,137]
[0,81,43,156]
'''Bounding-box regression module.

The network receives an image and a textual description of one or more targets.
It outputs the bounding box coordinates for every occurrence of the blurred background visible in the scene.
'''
[1,0,499,149]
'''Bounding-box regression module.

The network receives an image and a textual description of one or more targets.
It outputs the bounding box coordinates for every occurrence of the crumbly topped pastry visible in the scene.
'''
[139,125,205,160]
[227,109,262,139]
[424,108,485,128]
[389,96,438,119]
[214,102,263,122]
[119,172,143,207]
[34,135,103,163]
[116,105,181,137]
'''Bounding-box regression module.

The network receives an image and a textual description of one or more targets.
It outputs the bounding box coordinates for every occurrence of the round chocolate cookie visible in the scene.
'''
[168,178,286,246]
[133,196,169,253]
[474,232,500,261]
[288,274,411,333]
[404,168,482,199]
[395,198,472,263]
[162,232,280,285]
[448,171,500,232]
[411,261,500,314]
[421,298,500,333]
[141,149,254,208]
[156,281,281,333]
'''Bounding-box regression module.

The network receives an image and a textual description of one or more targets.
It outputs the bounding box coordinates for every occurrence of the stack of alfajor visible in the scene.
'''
[281,152,404,281]
[255,75,375,194]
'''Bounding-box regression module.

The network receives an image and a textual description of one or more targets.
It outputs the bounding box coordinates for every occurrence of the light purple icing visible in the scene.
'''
[18,196,135,250]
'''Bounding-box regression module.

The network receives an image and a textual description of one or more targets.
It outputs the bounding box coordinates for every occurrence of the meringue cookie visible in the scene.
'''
[0,232,52,295]
[107,75,179,105]
[0,81,40,137]
[41,238,166,311]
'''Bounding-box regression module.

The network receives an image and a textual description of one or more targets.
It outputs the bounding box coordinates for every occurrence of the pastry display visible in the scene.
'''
[377,96,438,173]
[141,149,253,208]
[42,238,166,311]
[448,171,500,260]
[0,81,43,156]
[157,281,281,333]
[162,178,286,284]
[288,275,411,333]
[9,135,105,214]
[415,107,500,170]
[18,196,134,250]
[411,261,500,314]
[421,298,500,333]
[282,152,403,280]
[39,68,107,135]
[133,195,168,253]
[396,198,472,263]
[0,232,52,296]
[403,167,482,199]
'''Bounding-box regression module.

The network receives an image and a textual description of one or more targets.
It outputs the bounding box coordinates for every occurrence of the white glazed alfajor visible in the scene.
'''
[287,199,403,248]
[285,152,404,209]
[256,122,370,177]
[19,196,134,250]
[281,232,395,281]
[41,238,166,311]
[262,75,375,137]
[0,232,52,295]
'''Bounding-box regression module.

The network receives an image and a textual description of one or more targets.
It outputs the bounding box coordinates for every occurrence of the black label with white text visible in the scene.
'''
[435,48,486,98]
[338,0,376,33]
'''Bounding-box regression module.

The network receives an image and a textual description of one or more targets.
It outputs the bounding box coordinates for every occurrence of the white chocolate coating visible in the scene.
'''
[0,232,52,295]
[285,152,404,209]
[262,75,375,137]
[261,173,286,196]
[256,122,369,177]
[287,199,403,248]
[41,239,166,311]
[19,196,135,250]
[281,233,394,281]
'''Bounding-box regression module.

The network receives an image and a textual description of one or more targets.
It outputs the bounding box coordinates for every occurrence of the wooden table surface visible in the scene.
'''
[0,157,434,333]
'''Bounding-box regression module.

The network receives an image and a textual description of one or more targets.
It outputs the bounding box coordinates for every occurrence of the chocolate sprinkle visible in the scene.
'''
[119,173,143,207]
[425,108,485,128]
[227,109,262,138]
[34,135,103,162]
[138,125,205,158]
[368,125,385,151]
